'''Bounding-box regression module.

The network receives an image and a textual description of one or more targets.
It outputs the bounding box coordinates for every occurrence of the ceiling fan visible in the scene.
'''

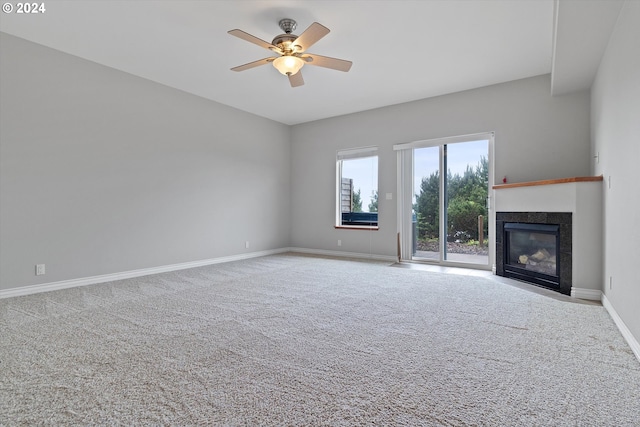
[228,18,352,87]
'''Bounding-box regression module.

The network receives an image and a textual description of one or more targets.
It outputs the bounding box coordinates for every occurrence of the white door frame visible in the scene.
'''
[395,132,495,269]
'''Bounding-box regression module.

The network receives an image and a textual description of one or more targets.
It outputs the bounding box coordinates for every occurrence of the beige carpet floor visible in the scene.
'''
[1,253,639,425]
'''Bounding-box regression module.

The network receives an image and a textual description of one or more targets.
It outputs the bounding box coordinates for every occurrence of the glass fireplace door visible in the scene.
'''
[504,223,560,288]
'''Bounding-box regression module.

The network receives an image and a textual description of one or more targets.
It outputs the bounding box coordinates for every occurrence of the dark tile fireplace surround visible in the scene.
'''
[496,212,572,295]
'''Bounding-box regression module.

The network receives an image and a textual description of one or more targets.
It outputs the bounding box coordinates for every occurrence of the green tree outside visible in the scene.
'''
[368,191,378,212]
[352,188,363,212]
[415,156,488,243]
[414,171,440,239]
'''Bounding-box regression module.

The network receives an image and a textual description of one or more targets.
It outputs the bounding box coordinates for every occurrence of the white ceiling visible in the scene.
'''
[0,0,623,125]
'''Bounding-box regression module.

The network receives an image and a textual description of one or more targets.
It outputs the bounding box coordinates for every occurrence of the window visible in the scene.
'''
[336,147,378,228]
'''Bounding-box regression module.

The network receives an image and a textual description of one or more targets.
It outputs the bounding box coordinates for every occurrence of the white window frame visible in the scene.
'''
[336,146,379,230]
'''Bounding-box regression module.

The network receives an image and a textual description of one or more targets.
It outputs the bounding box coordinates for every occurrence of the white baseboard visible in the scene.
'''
[602,293,640,364]
[571,287,602,301]
[289,247,397,263]
[0,248,290,299]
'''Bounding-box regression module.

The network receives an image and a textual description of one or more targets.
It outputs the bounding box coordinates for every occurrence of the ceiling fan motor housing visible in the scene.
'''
[272,33,299,53]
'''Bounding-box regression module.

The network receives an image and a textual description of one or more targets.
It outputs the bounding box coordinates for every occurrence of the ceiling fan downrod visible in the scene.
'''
[278,18,297,34]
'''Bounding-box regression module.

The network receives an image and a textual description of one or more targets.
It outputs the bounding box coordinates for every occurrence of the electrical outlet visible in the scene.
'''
[245,241,250,249]
[36,264,45,276]
[337,240,342,247]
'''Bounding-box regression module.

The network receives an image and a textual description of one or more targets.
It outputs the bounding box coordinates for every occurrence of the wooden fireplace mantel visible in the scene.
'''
[492,175,603,190]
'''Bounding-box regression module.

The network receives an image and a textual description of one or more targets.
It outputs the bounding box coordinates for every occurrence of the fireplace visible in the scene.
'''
[504,223,559,288]
[496,212,572,295]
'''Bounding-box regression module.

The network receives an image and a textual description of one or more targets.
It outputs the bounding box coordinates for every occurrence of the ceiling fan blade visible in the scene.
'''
[231,57,275,72]
[288,71,304,87]
[301,54,352,72]
[293,22,330,52]
[228,29,282,54]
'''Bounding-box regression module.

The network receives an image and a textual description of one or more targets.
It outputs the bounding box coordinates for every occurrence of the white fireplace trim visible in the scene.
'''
[571,287,602,301]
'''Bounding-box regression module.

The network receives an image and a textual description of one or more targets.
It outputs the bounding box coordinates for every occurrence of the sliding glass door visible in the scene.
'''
[413,146,441,261]
[397,133,493,268]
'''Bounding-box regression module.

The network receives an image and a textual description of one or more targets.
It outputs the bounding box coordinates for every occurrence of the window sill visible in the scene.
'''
[335,225,379,231]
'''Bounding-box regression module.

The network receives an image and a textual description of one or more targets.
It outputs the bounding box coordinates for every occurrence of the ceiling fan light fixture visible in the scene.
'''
[273,55,304,76]
[229,19,352,87]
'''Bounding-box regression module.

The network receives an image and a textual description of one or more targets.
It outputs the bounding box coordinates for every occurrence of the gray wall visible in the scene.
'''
[591,1,640,344]
[0,34,597,298]
[290,75,591,257]
[0,33,291,290]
